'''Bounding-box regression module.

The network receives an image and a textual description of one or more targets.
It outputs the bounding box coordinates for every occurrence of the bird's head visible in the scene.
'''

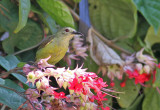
[55,27,83,40]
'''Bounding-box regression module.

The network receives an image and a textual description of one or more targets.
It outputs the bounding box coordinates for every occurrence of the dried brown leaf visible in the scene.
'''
[87,28,124,66]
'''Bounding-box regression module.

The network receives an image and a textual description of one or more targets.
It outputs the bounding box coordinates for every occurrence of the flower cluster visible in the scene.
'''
[64,35,88,66]
[23,57,110,110]
[122,48,158,87]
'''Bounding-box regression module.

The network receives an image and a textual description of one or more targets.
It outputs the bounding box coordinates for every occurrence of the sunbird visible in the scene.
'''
[36,27,83,65]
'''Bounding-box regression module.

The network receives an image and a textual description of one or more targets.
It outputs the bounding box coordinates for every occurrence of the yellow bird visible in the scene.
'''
[36,27,83,65]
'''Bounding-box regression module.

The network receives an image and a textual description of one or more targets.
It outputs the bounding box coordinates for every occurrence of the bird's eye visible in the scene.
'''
[65,29,69,32]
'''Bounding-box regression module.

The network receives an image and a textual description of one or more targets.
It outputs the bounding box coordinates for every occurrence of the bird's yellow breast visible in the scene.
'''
[36,41,68,65]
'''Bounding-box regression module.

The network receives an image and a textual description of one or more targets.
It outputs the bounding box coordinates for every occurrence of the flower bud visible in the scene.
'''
[41,77,49,89]
[136,48,156,67]
[69,89,74,95]
[57,77,64,88]
[26,71,36,85]
[23,64,31,74]
[36,80,41,89]
[35,70,44,78]
[143,65,150,74]
[136,63,143,71]
[62,81,68,90]
[46,87,57,95]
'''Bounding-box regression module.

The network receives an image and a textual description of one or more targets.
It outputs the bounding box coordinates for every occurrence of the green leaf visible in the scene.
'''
[19,49,36,62]
[115,38,135,53]
[13,20,43,50]
[0,1,43,54]
[135,15,150,38]
[114,79,140,108]
[144,26,160,49]
[44,13,58,34]
[14,0,31,33]
[17,62,26,68]
[126,95,143,110]
[133,0,160,33]
[37,0,75,28]
[0,79,25,110]
[88,0,137,39]
[0,78,5,85]
[74,0,81,3]
[143,88,160,110]
[0,55,20,71]
[153,68,160,87]
[31,5,58,34]
[83,54,99,73]
[5,55,20,70]
[0,0,19,32]
[2,20,43,54]
[0,56,11,71]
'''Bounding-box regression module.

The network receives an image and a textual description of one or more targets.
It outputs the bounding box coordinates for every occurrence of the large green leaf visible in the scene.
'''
[44,13,58,34]
[143,88,160,110]
[115,38,136,53]
[0,55,20,71]
[88,0,137,39]
[5,55,20,70]
[0,0,43,54]
[0,0,19,32]
[14,0,31,33]
[114,79,140,108]
[133,0,160,33]
[153,68,160,87]
[37,0,75,28]
[18,49,36,62]
[0,55,33,88]
[125,94,143,110]
[2,20,43,54]
[0,79,25,110]
[13,20,43,50]
[31,5,58,34]
[83,54,99,73]
[0,56,11,71]
[135,15,150,39]
[144,26,160,49]
[0,78,5,85]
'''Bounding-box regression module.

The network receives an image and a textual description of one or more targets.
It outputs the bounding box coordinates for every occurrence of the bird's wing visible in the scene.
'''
[38,35,55,49]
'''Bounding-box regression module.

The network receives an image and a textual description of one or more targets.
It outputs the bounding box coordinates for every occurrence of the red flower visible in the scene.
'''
[102,106,110,110]
[157,63,160,68]
[135,73,151,84]
[126,69,151,84]
[93,93,108,102]
[54,91,66,99]
[69,78,83,93]
[93,78,108,89]
[110,81,115,87]
[126,69,139,78]
[152,70,156,83]
[120,81,126,87]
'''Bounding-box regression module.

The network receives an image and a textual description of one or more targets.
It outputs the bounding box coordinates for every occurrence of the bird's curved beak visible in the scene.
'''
[72,31,84,36]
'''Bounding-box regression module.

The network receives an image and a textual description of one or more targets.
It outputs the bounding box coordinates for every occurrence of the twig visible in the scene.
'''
[12,38,45,55]
[91,27,132,55]
[0,67,25,78]
[1,105,6,110]
[0,84,25,96]
[66,3,132,55]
